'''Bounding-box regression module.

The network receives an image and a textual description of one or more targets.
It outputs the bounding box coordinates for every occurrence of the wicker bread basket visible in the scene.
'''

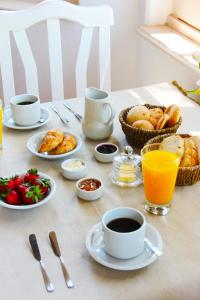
[145,133,200,186]
[119,104,182,149]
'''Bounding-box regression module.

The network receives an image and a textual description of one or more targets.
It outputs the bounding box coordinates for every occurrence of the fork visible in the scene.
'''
[51,105,69,125]
[63,103,83,122]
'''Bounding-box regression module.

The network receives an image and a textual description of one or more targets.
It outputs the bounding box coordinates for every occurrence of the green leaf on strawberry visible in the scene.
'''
[23,185,44,205]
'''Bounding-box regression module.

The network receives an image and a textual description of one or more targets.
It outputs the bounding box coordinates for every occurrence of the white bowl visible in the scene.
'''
[94,143,119,163]
[76,177,104,201]
[0,172,56,210]
[61,158,87,180]
[27,130,82,160]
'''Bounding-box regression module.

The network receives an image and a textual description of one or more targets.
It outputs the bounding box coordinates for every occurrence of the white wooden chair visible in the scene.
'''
[0,0,114,105]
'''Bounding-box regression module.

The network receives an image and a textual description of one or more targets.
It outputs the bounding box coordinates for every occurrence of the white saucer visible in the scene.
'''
[3,107,51,130]
[86,222,163,271]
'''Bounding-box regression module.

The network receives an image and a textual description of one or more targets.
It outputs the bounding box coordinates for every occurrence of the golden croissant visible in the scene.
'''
[38,129,64,153]
[48,134,77,155]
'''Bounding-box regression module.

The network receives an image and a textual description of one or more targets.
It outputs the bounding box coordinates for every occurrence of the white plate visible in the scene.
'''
[86,222,163,271]
[27,130,82,160]
[3,107,51,130]
[0,172,56,210]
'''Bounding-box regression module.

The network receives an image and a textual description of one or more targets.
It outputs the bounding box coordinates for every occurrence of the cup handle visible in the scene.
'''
[103,103,115,125]
[91,226,104,249]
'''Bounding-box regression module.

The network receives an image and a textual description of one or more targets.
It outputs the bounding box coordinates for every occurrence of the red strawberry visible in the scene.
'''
[0,177,18,192]
[34,178,51,196]
[7,179,16,190]
[17,184,29,195]
[5,190,21,205]
[0,177,9,193]
[22,185,44,205]
[13,175,24,187]
[24,168,39,184]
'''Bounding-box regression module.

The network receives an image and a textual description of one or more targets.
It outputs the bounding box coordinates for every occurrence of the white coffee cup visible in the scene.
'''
[10,94,40,126]
[93,207,146,259]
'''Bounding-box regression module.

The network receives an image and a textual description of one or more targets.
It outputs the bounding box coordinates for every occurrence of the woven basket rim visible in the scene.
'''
[119,105,182,134]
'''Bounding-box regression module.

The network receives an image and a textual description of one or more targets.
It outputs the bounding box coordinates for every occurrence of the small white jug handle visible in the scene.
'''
[103,103,115,125]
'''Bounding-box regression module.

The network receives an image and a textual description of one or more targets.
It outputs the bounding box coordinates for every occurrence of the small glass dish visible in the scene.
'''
[61,158,87,180]
[110,146,142,187]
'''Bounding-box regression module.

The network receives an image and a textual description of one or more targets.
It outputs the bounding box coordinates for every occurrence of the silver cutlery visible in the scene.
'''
[51,105,69,125]
[29,234,54,293]
[49,231,74,288]
[144,237,163,256]
[63,103,83,122]
[39,117,45,123]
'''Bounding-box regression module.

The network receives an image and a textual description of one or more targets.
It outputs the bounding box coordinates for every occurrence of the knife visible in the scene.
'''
[50,105,69,125]
[49,231,74,288]
[29,234,54,293]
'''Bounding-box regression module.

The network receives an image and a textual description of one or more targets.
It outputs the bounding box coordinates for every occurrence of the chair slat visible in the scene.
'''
[99,26,111,92]
[0,32,15,106]
[47,19,64,101]
[76,27,93,97]
[13,30,39,96]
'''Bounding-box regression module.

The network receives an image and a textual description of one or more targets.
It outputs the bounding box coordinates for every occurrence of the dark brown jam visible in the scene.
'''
[79,178,101,191]
[97,144,117,154]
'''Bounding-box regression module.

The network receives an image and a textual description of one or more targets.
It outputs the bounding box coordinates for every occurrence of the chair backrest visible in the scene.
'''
[0,0,114,105]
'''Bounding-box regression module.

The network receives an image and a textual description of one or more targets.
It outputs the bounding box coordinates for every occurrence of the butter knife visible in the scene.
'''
[50,105,69,125]
[29,234,54,293]
[49,231,74,288]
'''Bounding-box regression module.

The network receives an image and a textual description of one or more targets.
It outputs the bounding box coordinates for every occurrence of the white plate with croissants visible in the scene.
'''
[27,129,82,160]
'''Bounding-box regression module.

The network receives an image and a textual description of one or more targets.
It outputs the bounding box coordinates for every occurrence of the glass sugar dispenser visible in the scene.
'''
[110,145,142,187]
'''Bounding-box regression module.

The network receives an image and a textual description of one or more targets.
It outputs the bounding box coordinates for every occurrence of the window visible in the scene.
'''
[172,0,200,31]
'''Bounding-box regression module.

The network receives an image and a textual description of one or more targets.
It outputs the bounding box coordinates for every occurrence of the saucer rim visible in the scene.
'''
[86,222,163,271]
[3,107,51,130]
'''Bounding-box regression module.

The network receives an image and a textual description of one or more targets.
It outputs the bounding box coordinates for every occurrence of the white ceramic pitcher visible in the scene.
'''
[82,87,115,140]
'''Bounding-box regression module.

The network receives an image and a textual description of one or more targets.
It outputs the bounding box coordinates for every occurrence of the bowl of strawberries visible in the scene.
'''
[0,168,56,210]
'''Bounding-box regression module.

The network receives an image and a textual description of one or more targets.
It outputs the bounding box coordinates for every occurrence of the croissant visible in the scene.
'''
[48,134,77,155]
[38,129,64,153]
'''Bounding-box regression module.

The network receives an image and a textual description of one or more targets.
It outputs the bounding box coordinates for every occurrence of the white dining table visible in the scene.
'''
[1,82,200,300]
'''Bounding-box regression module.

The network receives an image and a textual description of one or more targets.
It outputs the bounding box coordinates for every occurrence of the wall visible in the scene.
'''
[0,0,141,101]
[136,33,200,90]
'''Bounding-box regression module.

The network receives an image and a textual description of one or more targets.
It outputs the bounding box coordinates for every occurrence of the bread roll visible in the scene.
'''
[132,120,154,131]
[159,135,184,158]
[191,136,200,164]
[156,114,169,130]
[180,138,198,167]
[149,108,163,127]
[165,104,181,127]
[127,106,150,125]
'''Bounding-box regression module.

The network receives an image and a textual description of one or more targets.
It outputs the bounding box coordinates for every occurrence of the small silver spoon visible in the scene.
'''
[144,238,163,256]
[39,118,45,123]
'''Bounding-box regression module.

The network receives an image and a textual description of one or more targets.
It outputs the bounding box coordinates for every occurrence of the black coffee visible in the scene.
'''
[107,218,141,233]
[17,101,34,105]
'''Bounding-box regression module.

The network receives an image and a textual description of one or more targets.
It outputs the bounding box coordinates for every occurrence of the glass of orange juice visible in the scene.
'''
[141,143,180,215]
[0,100,2,149]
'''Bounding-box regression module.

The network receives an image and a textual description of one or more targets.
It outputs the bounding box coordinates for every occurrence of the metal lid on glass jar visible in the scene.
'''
[110,146,142,187]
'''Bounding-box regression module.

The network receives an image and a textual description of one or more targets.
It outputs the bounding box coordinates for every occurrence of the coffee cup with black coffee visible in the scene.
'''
[10,94,40,126]
[92,207,146,259]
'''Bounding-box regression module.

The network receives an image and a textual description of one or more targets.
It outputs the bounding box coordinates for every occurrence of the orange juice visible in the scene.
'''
[142,150,180,205]
[0,100,2,148]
